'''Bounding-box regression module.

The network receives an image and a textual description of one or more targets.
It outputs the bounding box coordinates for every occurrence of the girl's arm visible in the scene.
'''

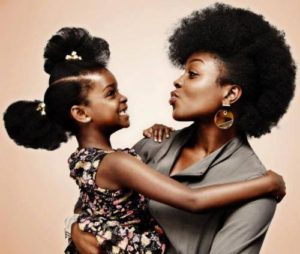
[143,123,175,142]
[98,152,285,213]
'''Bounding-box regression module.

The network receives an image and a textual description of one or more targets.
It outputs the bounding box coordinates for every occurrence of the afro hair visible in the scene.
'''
[168,3,296,137]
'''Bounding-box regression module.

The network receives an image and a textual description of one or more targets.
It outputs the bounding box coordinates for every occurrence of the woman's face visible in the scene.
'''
[84,68,129,132]
[170,52,226,122]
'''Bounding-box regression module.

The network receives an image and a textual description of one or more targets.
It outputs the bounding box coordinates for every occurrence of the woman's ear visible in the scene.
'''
[222,84,242,105]
[70,105,91,123]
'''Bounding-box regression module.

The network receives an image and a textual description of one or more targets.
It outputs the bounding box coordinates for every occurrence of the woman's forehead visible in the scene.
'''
[187,52,220,64]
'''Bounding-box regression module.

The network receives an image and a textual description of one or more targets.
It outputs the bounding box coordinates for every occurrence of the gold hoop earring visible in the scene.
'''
[214,102,234,129]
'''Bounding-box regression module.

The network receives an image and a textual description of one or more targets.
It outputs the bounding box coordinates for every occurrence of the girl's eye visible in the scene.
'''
[106,90,116,97]
[188,71,198,78]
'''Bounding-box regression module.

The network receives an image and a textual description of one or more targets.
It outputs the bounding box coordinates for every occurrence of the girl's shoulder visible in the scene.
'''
[115,147,142,160]
[68,147,142,190]
[68,148,105,184]
[68,147,109,169]
[68,147,142,173]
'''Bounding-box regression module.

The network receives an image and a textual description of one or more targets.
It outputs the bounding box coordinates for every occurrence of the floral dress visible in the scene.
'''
[65,147,167,254]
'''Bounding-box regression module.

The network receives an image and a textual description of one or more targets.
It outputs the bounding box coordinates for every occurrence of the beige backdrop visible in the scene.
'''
[1,0,299,253]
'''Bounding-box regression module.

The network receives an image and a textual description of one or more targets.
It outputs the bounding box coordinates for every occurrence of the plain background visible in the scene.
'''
[1,0,299,253]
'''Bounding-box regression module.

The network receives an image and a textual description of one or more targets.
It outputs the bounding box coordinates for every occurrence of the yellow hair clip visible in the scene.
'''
[36,102,46,116]
[65,51,82,61]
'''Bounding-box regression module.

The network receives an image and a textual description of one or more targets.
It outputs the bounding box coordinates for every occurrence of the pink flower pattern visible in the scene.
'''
[68,147,167,254]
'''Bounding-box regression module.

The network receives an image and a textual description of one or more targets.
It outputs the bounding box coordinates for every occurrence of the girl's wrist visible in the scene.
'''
[264,174,277,194]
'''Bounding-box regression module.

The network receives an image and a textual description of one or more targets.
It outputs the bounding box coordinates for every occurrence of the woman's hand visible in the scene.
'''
[143,124,175,142]
[266,170,286,202]
[71,223,100,254]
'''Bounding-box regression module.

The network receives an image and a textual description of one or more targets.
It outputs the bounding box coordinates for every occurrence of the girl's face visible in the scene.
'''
[84,68,129,132]
[170,52,227,122]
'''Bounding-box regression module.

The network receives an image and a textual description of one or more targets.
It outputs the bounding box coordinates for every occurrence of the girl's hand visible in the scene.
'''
[143,124,175,143]
[266,170,286,203]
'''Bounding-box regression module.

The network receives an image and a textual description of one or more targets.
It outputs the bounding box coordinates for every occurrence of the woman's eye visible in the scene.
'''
[188,71,198,78]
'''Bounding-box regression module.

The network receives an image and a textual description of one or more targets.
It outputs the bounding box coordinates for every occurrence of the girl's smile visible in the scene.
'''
[82,68,130,131]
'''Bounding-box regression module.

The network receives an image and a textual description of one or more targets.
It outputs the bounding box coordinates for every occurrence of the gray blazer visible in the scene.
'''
[133,124,276,254]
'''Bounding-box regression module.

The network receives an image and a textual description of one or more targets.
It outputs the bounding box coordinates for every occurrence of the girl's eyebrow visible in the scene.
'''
[103,83,117,91]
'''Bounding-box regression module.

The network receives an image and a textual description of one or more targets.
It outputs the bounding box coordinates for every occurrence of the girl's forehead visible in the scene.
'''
[88,74,118,93]
[87,71,117,87]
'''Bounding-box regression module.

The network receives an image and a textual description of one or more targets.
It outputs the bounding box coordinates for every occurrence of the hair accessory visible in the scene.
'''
[214,101,234,129]
[36,102,46,116]
[65,51,82,61]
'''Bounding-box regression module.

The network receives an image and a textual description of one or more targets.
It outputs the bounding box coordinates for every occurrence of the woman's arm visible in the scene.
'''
[99,152,285,213]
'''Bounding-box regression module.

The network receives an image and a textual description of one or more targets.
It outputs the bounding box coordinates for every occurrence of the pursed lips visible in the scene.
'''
[169,91,179,105]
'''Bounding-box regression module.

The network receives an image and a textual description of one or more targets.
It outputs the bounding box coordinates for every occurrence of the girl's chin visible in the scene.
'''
[123,122,130,128]
[111,121,130,132]
[120,120,130,128]
[118,115,130,127]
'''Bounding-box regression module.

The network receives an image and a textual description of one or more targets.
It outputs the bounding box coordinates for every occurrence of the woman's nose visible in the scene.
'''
[174,76,183,88]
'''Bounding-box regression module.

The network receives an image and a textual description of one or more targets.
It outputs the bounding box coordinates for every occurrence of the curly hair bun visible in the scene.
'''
[3,100,68,150]
[44,27,110,74]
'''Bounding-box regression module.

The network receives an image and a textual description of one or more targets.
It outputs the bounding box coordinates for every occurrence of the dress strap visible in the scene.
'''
[69,148,114,191]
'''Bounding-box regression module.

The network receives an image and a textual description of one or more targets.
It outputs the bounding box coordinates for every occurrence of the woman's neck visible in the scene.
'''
[76,126,113,151]
[188,121,237,155]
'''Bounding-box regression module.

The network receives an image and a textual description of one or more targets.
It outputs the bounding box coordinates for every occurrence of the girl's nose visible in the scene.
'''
[120,94,128,103]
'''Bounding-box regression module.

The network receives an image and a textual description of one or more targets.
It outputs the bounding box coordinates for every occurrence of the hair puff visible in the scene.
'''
[44,27,110,75]
[3,100,68,150]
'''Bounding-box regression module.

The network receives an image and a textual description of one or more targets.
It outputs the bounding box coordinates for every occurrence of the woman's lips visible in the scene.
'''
[169,91,179,105]
[169,96,177,105]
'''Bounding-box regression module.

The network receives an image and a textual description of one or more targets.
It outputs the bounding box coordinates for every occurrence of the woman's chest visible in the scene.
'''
[170,148,207,176]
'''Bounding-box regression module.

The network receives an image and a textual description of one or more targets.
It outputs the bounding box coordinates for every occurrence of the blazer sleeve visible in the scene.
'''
[132,138,164,164]
[209,197,276,254]
[209,156,277,254]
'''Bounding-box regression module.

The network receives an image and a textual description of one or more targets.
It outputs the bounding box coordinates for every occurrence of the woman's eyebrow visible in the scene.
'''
[189,58,204,64]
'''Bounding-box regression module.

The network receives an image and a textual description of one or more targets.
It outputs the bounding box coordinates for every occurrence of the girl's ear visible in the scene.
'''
[222,84,242,105]
[70,105,91,123]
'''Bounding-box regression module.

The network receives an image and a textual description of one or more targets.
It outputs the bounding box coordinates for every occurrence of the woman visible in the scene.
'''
[71,3,295,254]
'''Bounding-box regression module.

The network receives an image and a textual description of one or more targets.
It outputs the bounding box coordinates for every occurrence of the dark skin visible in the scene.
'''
[143,124,175,143]
[167,52,239,175]
[70,62,285,254]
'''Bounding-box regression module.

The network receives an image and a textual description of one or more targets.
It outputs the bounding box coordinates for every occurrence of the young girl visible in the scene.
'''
[4,27,285,254]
